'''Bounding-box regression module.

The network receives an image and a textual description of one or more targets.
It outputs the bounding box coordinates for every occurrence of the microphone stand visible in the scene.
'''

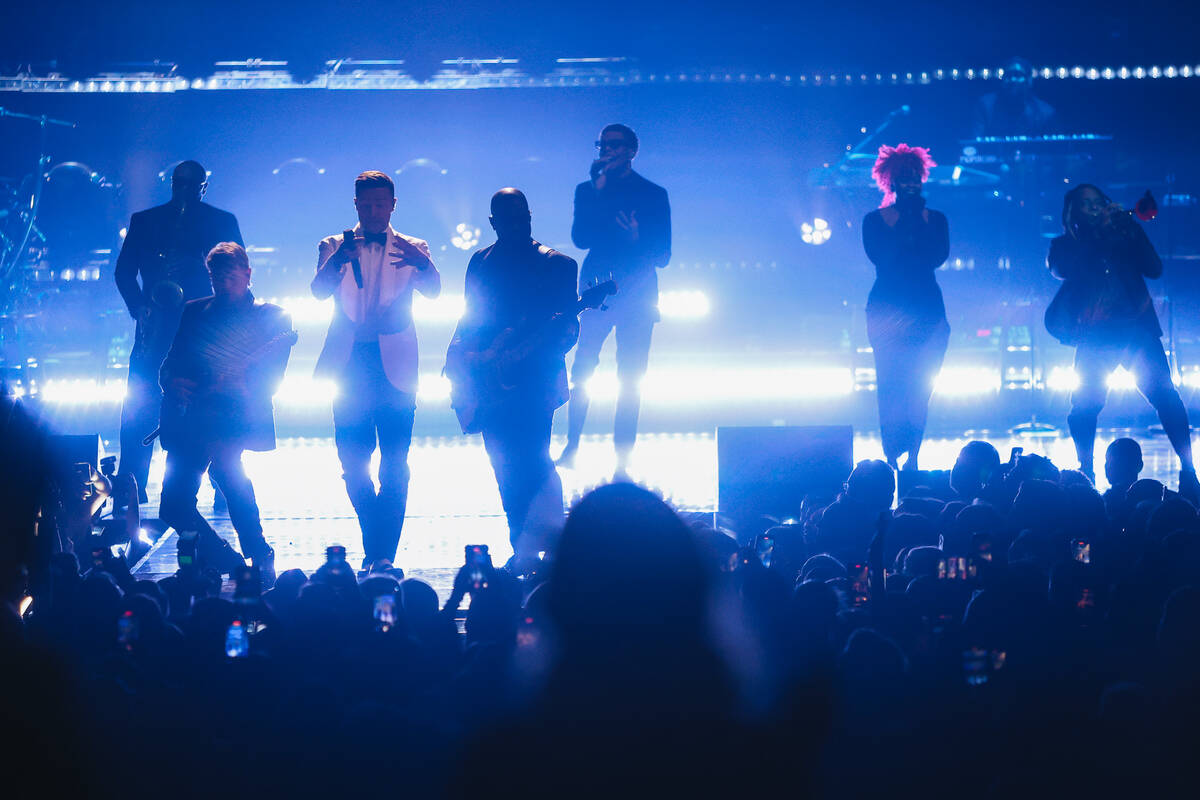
[0,107,78,294]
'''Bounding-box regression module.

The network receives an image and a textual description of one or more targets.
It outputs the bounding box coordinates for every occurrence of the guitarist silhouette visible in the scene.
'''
[445,189,613,569]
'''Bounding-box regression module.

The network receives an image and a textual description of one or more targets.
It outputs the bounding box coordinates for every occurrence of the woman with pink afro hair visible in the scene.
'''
[871,143,937,207]
[861,143,950,470]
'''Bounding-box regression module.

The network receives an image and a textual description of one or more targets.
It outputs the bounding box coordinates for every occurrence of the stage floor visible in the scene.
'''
[130,429,1188,600]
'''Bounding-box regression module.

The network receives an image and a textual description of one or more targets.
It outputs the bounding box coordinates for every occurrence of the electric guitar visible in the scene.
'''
[446,280,617,434]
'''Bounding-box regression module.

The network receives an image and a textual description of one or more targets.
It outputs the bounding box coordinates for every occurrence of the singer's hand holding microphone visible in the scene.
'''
[1100,203,1138,239]
[337,230,365,288]
[590,157,614,189]
[334,231,360,266]
[330,231,432,291]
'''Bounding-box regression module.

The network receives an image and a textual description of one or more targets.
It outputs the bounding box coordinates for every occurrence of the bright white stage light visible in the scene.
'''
[35,374,448,409]
[801,218,832,245]
[413,293,466,323]
[418,374,452,402]
[269,294,467,326]
[451,223,480,250]
[53,358,1141,410]
[39,379,128,404]
[274,376,338,406]
[583,366,854,403]
[268,374,450,406]
[271,367,856,408]
[1046,366,1081,392]
[657,290,710,319]
[1107,367,1137,391]
[933,367,1001,397]
[266,296,333,325]
[273,291,709,326]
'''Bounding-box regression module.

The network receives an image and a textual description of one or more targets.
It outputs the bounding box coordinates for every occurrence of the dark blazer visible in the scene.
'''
[114,201,243,317]
[1045,226,1163,345]
[572,170,670,318]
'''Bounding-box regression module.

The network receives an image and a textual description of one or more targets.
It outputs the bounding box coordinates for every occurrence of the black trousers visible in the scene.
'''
[481,402,562,552]
[333,342,415,566]
[159,439,267,558]
[118,312,180,496]
[567,308,655,451]
[1068,332,1192,469]
[869,315,950,464]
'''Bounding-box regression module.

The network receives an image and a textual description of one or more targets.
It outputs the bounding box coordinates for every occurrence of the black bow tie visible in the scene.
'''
[360,232,387,247]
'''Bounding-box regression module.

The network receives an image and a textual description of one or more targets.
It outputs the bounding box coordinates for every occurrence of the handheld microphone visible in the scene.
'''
[343,230,364,289]
[591,157,613,181]
[889,104,911,117]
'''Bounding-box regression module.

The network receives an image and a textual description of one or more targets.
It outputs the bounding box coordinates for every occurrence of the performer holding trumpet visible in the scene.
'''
[1045,183,1199,499]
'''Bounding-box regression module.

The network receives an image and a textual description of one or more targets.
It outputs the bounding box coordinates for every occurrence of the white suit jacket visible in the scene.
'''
[311,223,441,394]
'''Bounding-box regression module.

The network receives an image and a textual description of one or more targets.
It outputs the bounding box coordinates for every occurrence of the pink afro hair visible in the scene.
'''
[872,143,937,207]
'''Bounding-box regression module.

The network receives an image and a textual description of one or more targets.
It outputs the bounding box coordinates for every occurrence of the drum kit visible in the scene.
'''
[0,106,132,390]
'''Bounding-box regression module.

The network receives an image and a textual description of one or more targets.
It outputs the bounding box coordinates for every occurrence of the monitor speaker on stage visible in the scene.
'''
[717,425,853,535]
[897,469,953,500]
[48,434,101,475]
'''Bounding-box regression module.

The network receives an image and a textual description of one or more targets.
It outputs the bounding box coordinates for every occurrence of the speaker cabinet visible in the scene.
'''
[717,425,853,533]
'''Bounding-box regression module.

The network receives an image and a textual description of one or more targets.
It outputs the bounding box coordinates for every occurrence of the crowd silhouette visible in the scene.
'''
[5,391,1200,797]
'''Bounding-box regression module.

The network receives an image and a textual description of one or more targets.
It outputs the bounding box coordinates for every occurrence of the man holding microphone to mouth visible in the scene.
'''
[558,124,671,480]
[311,170,441,573]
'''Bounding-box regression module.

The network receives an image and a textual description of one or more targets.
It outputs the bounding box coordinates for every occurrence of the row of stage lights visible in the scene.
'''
[13,366,1200,407]
[3,64,1198,93]
[35,262,827,281]
[259,290,713,326]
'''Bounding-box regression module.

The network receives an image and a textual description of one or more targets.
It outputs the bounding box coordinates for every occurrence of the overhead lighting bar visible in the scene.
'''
[3,63,1196,92]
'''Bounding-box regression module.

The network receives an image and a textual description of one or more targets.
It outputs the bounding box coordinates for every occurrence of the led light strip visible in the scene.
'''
[263,290,711,326]
[3,64,1195,92]
[14,365,1195,407]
